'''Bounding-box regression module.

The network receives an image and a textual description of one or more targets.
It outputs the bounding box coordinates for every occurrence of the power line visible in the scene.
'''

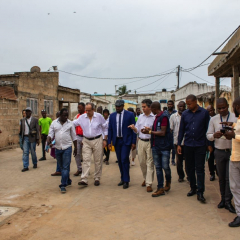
[186,71,214,85]
[58,67,176,80]
[132,70,176,91]
[182,25,240,72]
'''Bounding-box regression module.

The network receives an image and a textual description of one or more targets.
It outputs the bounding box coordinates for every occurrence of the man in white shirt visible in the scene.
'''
[47,108,77,194]
[207,98,237,213]
[170,101,186,182]
[73,102,108,187]
[128,99,155,192]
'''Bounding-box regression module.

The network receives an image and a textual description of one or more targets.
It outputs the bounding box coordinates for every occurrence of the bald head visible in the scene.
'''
[217,97,228,105]
[207,105,215,117]
[151,101,161,115]
[233,97,240,117]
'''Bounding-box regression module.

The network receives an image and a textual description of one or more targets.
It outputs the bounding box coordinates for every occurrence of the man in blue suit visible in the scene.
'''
[108,100,137,189]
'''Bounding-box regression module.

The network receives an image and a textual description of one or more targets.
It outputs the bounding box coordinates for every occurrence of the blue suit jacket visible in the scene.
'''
[108,110,137,146]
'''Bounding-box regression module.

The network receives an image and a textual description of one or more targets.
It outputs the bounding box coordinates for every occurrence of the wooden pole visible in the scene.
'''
[232,65,240,101]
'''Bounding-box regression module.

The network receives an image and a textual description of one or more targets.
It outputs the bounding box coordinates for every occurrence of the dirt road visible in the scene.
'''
[0,147,238,240]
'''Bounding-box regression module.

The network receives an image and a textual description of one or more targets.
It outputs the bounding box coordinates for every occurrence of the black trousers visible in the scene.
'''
[184,146,206,194]
[41,134,48,158]
[174,145,185,179]
[104,148,110,161]
[208,149,215,176]
[214,149,232,203]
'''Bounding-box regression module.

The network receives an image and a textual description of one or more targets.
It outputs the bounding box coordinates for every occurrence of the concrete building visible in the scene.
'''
[0,66,80,150]
[174,81,231,106]
[208,27,240,101]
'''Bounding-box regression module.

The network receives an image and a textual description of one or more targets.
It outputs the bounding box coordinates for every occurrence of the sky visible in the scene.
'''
[0,0,239,94]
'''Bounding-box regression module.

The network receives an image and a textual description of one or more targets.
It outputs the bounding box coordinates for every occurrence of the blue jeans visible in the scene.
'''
[56,161,61,172]
[152,147,171,189]
[22,136,37,168]
[55,147,72,188]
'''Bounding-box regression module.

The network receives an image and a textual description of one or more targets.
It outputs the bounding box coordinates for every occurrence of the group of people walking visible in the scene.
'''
[19,94,240,228]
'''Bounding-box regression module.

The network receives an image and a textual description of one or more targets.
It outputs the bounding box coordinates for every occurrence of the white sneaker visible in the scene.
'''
[131,161,135,166]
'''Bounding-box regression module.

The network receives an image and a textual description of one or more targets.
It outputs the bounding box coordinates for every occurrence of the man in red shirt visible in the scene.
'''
[142,101,172,197]
[74,103,85,176]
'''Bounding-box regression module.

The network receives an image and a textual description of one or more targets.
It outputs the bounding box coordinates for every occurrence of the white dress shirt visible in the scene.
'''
[24,117,32,135]
[102,117,109,138]
[73,112,108,138]
[207,112,237,149]
[48,119,77,150]
[170,112,184,145]
[135,112,155,139]
[116,110,124,137]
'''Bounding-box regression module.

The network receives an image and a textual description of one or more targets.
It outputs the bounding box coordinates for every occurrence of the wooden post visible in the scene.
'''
[215,77,220,110]
[232,65,240,101]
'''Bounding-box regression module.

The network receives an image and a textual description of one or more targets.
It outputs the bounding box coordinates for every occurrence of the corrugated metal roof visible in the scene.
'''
[0,86,17,101]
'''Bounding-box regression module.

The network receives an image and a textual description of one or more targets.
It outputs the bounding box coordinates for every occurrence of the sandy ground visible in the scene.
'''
[0,146,239,240]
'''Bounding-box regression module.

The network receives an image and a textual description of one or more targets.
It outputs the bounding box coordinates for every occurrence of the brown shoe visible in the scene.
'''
[147,186,153,192]
[78,181,88,186]
[164,181,171,192]
[74,170,82,176]
[152,188,165,197]
[142,181,146,187]
[51,172,61,176]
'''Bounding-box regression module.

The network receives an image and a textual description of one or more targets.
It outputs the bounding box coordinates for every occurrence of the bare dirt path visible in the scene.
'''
[0,147,238,240]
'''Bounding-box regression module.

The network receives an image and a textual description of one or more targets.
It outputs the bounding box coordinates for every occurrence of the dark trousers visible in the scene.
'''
[115,138,131,183]
[41,134,48,158]
[214,149,232,203]
[174,145,185,179]
[104,148,110,161]
[184,146,206,194]
[208,150,215,176]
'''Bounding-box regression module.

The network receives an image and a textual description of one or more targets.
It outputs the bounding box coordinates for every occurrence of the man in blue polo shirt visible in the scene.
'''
[177,94,210,203]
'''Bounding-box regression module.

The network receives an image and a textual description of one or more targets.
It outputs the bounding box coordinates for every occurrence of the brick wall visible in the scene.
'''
[0,99,19,149]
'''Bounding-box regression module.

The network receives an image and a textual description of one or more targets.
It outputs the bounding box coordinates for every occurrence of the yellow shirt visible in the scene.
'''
[231,117,240,162]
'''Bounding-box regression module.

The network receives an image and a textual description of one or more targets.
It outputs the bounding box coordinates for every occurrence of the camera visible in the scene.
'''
[220,126,232,134]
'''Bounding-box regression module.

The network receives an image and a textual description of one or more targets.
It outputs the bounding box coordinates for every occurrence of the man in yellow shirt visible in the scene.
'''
[223,97,240,227]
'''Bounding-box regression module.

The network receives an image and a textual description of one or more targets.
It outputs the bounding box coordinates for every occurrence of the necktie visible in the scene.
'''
[118,113,122,137]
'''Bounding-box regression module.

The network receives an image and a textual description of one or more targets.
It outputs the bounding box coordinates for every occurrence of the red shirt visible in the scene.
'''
[152,111,168,146]
[75,113,84,136]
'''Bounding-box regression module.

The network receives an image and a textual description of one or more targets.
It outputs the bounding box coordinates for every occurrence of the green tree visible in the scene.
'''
[116,85,131,95]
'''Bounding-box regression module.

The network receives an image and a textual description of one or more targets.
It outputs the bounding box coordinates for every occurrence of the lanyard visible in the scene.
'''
[220,112,230,128]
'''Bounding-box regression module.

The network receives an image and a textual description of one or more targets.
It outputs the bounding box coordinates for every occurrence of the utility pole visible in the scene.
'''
[176,65,180,89]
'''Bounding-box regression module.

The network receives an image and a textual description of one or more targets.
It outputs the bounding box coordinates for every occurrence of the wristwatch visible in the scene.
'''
[149,130,152,134]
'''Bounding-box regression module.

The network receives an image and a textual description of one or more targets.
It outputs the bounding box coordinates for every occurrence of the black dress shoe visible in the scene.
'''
[118,181,124,186]
[187,189,196,197]
[94,180,100,186]
[197,193,206,203]
[225,202,236,213]
[210,175,215,181]
[229,216,240,227]
[39,157,46,161]
[218,199,225,208]
[33,164,37,169]
[22,168,29,172]
[123,182,129,189]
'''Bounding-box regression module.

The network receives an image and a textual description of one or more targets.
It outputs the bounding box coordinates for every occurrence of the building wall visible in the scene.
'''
[14,72,59,119]
[0,99,19,149]
[175,81,231,105]
[124,102,137,110]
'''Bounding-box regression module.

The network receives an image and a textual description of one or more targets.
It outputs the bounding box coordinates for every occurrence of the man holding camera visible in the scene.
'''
[207,98,237,213]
